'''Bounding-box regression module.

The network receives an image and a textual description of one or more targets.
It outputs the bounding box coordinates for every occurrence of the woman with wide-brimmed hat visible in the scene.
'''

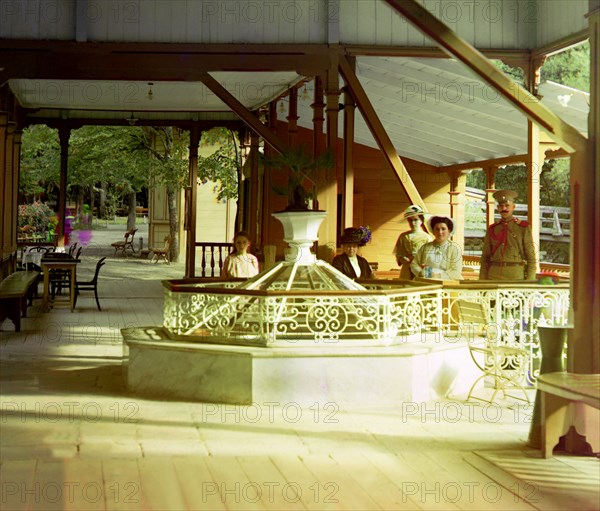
[331,227,374,280]
[410,215,463,280]
[393,205,432,279]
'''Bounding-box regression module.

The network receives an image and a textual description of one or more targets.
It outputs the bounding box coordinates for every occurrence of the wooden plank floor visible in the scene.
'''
[1,260,598,510]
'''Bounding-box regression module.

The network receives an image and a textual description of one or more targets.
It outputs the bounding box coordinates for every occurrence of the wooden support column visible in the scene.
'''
[568,0,600,374]
[312,77,326,156]
[316,56,340,261]
[248,128,260,245]
[525,54,544,271]
[185,124,200,278]
[527,121,541,269]
[11,129,22,251]
[287,88,299,147]
[0,113,7,262]
[484,166,498,228]
[260,102,278,246]
[3,122,16,263]
[342,84,356,229]
[447,171,463,244]
[56,126,70,247]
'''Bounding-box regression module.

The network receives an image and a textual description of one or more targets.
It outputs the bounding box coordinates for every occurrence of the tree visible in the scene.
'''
[260,145,335,211]
[197,127,240,201]
[19,125,60,202]
[541,43,590,91]
[69,126,150,226]
[132,127,189,263]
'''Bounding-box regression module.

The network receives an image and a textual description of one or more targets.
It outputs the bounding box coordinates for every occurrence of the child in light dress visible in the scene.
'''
[221,231,260,278]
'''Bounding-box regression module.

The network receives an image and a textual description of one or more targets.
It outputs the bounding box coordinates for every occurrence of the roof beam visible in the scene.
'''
[344,45,529,61]
[0,41,330,82]
[338,55,425,209]
[382,0,587,154]
[198,71,287,155]
[439,147,570,173]
[531,28,589,59]
[441,154,528,172]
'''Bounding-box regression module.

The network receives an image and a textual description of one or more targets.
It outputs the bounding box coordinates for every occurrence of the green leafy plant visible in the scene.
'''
[18,201,55,233]
[261,145,335,211]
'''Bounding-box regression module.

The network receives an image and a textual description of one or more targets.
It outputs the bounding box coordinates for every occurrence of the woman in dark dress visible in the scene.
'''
[331,227,373,280]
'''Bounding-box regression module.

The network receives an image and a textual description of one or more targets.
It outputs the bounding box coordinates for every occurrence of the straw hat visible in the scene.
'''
[402,204,426,220]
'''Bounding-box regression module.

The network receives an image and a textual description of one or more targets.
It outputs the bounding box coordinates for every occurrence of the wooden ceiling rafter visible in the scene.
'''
[338,55,425,209]
[198,70,288,155]
[382,0,588,154]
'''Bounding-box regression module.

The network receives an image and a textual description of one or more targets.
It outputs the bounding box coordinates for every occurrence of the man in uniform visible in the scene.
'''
[479,190,537,280]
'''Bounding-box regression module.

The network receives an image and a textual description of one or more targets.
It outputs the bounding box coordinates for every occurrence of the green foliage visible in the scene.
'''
[491,60,524,83]
[197,127,240,201]
[466,159,570,208]
[20,125,60,199]
[132,127,189,192]
[261,146,335,210]
[541,42,590,91]
[18,201,56,232]
[69,126,151,204]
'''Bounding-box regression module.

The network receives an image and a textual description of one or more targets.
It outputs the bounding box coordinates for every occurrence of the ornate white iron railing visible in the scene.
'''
[162,278,570,382]
[162,279,443,347]
[441,282,570,384]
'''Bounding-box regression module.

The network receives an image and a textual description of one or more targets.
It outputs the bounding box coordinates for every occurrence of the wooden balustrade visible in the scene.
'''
[195,242,233,277]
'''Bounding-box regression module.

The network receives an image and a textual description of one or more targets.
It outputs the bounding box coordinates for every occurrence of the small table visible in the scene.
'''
[41,258,79,312]
[538,372,600,458]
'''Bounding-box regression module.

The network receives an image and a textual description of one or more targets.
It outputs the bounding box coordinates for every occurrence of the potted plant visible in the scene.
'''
[261,145,335,211]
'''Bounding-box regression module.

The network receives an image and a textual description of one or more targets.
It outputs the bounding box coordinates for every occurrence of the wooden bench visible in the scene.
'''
[538,372,600,458]
[0,271,40,332]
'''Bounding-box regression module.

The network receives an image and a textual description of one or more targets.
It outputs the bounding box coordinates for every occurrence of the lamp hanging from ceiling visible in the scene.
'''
[301,84,309,101]
[127,113,139,126]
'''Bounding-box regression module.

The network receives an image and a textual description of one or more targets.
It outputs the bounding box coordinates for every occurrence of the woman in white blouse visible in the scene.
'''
[411,216,463,280]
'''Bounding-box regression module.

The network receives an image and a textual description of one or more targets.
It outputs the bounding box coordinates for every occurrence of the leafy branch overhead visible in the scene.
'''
[261,145,335,211]
[197,128,240,201]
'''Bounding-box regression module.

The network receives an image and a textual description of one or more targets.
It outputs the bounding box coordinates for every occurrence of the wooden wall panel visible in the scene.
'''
[536,0,588,48]
[2,0,583,50]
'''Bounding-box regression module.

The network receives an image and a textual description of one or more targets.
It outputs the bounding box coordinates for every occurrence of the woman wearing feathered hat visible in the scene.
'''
[393,205,432,279]
[410,215,463,280]
[331,227,374,280]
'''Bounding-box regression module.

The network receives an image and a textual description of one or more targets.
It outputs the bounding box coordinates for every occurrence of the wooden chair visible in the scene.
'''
[50,248,82,297]
[111,228,137,257]
[457,299,531,404]
[68,243,79,258]
[74,257,106,311]
[150,236,172,264]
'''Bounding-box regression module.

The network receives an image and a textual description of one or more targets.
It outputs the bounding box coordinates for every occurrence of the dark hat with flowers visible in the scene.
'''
[340,226,371,247]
